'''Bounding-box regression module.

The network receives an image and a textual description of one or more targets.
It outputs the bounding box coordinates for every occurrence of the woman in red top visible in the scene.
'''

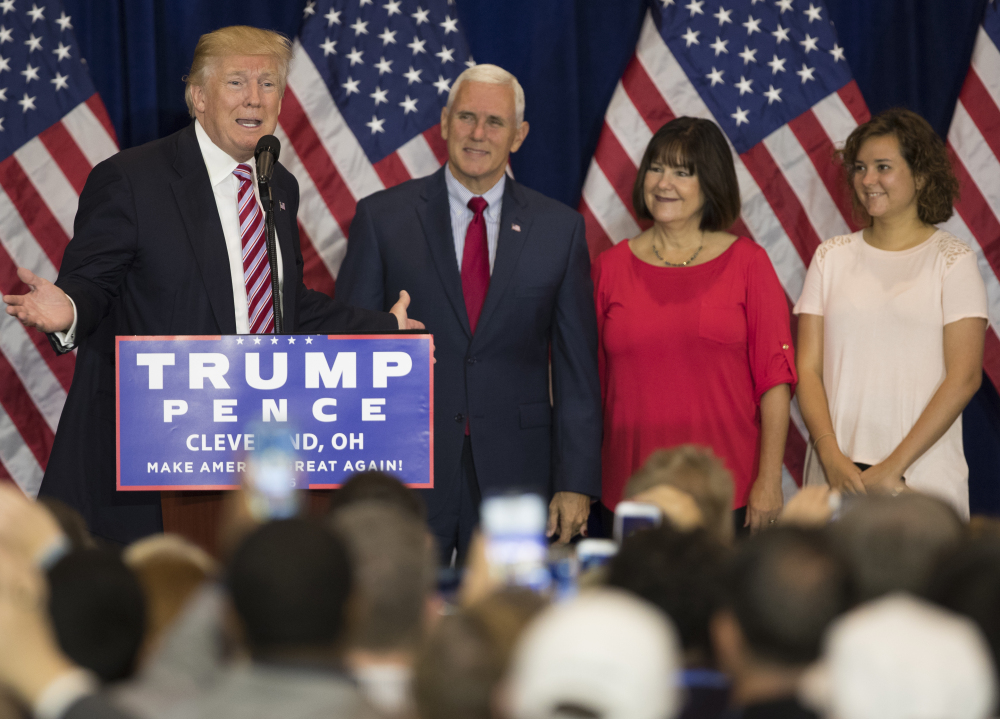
[593,117,796,532]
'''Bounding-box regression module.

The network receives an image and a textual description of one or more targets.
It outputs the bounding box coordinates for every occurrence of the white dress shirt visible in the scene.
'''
[444,163,505,273]
[55,120,283,347]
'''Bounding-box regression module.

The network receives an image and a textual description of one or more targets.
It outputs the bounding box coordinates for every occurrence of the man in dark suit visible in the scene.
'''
[337,64,601,561]
[3,27,417,544]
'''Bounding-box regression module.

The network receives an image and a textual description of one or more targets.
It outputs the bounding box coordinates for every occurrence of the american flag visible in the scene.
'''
[275,0,472,298]
[0,0,119,496]
[578,0,872,487]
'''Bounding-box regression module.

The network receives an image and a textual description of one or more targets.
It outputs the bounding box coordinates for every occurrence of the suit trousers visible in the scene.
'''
[431,436,482,566]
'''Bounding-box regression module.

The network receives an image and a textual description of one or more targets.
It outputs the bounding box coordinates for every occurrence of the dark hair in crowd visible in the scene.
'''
[226,519,352,657]
[840,107,959,225]
[632,116,741,231]
[724,527,851,666]
[328,471,427,522]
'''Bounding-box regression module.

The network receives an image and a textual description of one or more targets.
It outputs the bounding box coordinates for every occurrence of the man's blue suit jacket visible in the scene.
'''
[337,166,602,521]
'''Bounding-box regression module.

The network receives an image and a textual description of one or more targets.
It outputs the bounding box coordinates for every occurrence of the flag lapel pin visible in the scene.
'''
[512,223,521,232]
[279,201,286,210]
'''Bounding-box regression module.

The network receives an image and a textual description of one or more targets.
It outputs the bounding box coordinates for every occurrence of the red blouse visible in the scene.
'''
[593,237,797,509]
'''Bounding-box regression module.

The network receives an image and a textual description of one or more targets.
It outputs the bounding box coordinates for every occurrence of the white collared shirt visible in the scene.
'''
[444,163,505,273]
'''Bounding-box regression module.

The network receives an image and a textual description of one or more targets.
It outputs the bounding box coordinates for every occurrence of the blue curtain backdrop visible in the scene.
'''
[61,0,1000,513]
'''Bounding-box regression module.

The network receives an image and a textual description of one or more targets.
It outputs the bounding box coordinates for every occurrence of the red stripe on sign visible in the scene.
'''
[837,81,870,126]
[621,55,677,133]
[740,143,824,267]
[951,153,1000,278]
[0,351,53,469]
[593,124,642,224]
[279,89,358,238]
[0,156,71,269]
[984,327,1000,393]
[957,70,1000,162]
[787,110,863,232]
[783,421,806,486]
[297,220,337,299]
[579,199,615,261]
[85,94,119,145]
[422,125,449,165]
[38,122,92,195]
[373,151,413,189]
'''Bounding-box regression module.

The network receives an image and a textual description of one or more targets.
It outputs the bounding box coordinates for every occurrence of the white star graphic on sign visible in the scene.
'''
[714,6,732,24]
[27,3,43,22]
[21,63,39,82]
[18,92,35,112]
[399,94,418,113]
[408,36,426,54]
[830,43,845,62]
[764,84,783,104]
[350,18,369,36]
[288,337,296,344]
[320,38,337,56]
[731,106,749,125]
[796,63,815,83]
[440,14,458,33]
[743,15,762,34]
[404,65,422,84]
[739,45,757,64]
[24,33,42,52]
[342,76,360,94]
[0,56,10,73]
[269,337,277,344]
[50,71,67,90]
[347,47,364,65]
[0,0,14,14]
[305,337,313,344]
[685,0,704,16]
[370,86,388,105]
[375,56,393,75]
[436,45,454,63]
[253,337,261,344]
[55,10,71,29]
[411,6,429,24]
[0,26,11,43]
[682,27,700,46]
[379,28,397,46]
[0,88,7,100]
[772,24,790,43]
[735,75,753,95]
[384,0,402,15]
[325,8,341,25]
[804,2,822,21]
[768,54,786,73]
[705,66,725,86]
[433,74,451,94]
[236,337,244,344]
[366,115,385,134]
[799,34,818,53]
[775,0,793,13]
[53,41,70,59]
[303,1,316,16]
[710,36,728,56]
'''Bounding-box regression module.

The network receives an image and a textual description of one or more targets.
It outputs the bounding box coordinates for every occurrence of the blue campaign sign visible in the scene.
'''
[115,334,433,490]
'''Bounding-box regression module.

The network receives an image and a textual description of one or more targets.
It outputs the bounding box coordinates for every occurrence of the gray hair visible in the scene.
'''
[446,63,525,126]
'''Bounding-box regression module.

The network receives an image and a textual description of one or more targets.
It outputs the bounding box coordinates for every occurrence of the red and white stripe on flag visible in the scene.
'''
[0,94,119,496]
[578,12,874,488]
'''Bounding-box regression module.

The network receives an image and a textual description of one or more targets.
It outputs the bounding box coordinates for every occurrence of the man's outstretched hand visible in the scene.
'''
[389,290,425,330]
[3,267,73,333]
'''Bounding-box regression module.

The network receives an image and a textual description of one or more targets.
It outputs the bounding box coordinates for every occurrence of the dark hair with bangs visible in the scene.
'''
[632,117,741,231]
[840,107,958,225]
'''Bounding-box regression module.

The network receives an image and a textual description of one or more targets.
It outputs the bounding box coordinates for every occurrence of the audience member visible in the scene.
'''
[504,589,682,719]
[36,498,96,553]
[328,471,428,522]
[711,528,851,719]
[802,594,996,719]
[465,588,548,669]
[0,483,69,568]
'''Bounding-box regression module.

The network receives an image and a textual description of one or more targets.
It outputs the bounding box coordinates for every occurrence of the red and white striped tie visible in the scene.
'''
[234,163,274,334]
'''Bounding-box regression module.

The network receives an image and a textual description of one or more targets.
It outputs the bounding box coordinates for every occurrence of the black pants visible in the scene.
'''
[430,436,482,566]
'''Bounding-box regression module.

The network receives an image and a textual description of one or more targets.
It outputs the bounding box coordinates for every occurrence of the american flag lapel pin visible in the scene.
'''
[512,223,521,232]
[279,201,286,211]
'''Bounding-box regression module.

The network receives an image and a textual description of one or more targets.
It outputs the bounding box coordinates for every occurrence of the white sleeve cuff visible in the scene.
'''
[52,296,78,350]
[33,668,98,719]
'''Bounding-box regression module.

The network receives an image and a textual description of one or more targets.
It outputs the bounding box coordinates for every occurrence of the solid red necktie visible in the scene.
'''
[234,163,274,334]
[461,196,489,334]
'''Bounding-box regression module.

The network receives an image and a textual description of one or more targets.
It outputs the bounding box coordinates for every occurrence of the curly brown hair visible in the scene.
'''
[839,107,958,225]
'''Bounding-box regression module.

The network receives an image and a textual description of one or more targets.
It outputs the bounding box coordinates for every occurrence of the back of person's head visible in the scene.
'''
[803,594,996,719]
[47,548,146,682]
[624,445,734,545]
[328,502,435,653]
[226,518,351,659]
[505,589,682,719]
[328,471,427,522]
[722,527,850,667]
[465,587,549,669]
[36,497,95,551]
[607,526,727,666]
[831,494,962,601]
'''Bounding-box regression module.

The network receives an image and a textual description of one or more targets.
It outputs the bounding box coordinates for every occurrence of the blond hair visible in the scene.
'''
[183,26,293,117]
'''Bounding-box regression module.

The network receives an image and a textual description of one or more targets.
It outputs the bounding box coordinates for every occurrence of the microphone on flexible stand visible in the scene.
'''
[254,135,283,333]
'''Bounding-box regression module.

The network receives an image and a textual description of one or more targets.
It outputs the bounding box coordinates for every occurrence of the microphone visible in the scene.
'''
[254,135,281,185]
